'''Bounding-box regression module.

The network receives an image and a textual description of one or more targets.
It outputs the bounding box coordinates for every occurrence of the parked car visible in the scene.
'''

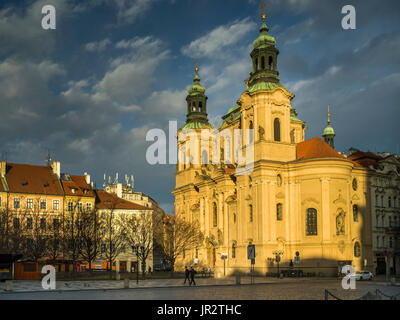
[350,270,374,280]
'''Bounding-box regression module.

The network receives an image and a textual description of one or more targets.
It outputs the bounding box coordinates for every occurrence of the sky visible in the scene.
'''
[0,0,399,212]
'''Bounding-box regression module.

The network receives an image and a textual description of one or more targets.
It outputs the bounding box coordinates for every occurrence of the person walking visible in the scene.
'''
[184,266,190,285]
[189,267,197,286]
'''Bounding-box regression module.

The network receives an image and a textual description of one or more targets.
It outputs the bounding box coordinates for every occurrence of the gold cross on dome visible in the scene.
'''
[195,56,199,73]
[261,1,266,22]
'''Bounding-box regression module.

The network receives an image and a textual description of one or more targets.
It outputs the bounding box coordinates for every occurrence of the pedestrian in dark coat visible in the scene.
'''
[189,267,196,286]
[184,266,190,284]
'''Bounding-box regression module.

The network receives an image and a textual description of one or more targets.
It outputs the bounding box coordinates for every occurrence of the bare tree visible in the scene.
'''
[101,200,127,278]
[46,213,64,263]
[79,208,104,272]
[121,209,161,277]
[62,200,83,272]
[158,215,204,274]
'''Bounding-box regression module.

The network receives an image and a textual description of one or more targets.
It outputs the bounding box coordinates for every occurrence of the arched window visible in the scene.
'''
[198,101,202,112]
[269,56,273,70]
[261,56,265,69]
[249,204,253,222]
[274,118,281,142]
[192,102,196,112]
[353,204,358,222]
[213,203,218,227]
[255,58,258,71]
[354,242,361,257]
[249,121,254,143]
[232,242,236,259]
[306,208,317,236]
[201,150,208,165]
[276,203,283,221]
[388,197,392,208]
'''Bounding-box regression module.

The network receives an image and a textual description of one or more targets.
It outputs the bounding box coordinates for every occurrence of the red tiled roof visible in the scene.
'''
[95,190,151,210]
[61,175,95,197]
[296,137,346,161]
[347,151,382,168]
[5,163,63,195]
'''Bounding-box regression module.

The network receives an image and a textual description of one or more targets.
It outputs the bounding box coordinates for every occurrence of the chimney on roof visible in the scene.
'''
[0,160,6,177]
[84,172,91,185]
[51,161,61,178]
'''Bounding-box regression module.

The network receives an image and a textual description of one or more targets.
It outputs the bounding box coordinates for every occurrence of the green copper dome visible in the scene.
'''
[323,125,335,136]
[181,121,212,130]
[188,73,205,96]
[253,22,276,49]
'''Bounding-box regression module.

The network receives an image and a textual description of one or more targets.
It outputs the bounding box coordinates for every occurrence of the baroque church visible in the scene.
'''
[172,9,375,277]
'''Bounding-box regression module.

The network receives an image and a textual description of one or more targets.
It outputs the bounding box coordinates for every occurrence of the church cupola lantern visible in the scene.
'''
[322,105,336,149]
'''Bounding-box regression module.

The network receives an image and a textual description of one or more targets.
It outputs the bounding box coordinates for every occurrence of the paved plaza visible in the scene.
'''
[1,277,399,300]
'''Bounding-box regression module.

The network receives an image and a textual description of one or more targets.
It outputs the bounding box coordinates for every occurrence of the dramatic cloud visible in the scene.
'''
[181,18,256,59]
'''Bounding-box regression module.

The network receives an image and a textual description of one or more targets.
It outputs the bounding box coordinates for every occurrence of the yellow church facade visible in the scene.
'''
[172,11,373,277]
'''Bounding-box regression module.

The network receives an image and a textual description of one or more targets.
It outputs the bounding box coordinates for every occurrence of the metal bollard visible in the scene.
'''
[124,278,130,289]
[5,280,13,292]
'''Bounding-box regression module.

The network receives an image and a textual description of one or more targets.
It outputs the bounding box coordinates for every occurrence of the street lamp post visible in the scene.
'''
[272,250,284,279]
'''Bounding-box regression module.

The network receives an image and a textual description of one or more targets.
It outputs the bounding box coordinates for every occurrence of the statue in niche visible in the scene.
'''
[258,125,265,140]
[336,210,346,235]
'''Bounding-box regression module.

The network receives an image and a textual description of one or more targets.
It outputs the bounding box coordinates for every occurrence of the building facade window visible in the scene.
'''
[40,199,46,210]
[77,202,83,212]
[249,204,253,222]
[353,204,358,222]
[27,199,33,209]
[86,203,92,212]
[26,217,33,230]
[14,198,21,209]
[53,218,60,231]
[232,243,236,259]
[40,218,46,230]
[306,208,317,236]
[354,242,361,257]
[212,203,218,227]
[53,200,60,211]
[388,197,391,208]
[13,217,20,229]
[68,201,73,212]
[277,203,283,221]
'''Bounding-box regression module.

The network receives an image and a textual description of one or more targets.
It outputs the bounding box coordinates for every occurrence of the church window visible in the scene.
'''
[198,101,202,112]
[277,203,283,221]
[354,242,361,257]
[213,203,218,227]
[274,118,281,142]
[352,178,357,191]
[269,56,273,70]
[249,204,253,222]
[353,204,358,222]
[306,208,317,236]
[255,58,258,71]
[201,150,208,165]
[232,242,236,258]
[249,121,254,143]
[261,56,265,69]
